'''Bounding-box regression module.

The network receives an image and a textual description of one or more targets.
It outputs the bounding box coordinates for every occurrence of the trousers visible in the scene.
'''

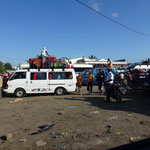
[0,88,2,99]
[87,82,93,93]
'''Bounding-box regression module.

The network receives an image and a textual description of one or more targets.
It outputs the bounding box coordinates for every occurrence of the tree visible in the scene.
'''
[0,61,5,73]
[89,55,97,60]
[4,63,13,70]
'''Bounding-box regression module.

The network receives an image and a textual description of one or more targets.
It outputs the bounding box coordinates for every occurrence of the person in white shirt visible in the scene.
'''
[41,47,49,67]
[105,68,114,102]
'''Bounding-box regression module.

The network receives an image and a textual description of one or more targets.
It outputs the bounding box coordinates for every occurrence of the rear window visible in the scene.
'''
[49,72,73,80]
[31,72,47,80]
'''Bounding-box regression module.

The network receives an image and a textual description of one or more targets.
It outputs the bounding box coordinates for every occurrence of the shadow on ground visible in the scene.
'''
[54,94,150,117]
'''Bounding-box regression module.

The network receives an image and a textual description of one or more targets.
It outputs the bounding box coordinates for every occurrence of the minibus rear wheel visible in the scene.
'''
[15,88,26,98]
[55,87,65,95]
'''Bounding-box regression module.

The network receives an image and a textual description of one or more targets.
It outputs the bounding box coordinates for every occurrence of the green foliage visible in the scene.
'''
[89,55,97,60]
[0,61,5,73]
[4,63,13,70]
[0,61,14,73]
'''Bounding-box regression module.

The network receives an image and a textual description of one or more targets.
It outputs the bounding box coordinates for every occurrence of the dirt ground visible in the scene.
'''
[0,86,150,150]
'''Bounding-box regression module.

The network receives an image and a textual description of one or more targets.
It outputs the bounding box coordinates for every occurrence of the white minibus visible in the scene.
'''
[3,68,76,97]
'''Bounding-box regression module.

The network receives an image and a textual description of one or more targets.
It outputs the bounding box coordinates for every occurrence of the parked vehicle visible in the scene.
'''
[125,63,150,72]
[104,83,122,102]
[82,68,118,85]
[3,68,76,97]
[143,70,150,94]
[124,68,149,93]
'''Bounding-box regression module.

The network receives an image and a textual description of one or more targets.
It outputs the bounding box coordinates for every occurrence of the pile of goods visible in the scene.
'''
[29,58,42,68]
[29,56,68,69]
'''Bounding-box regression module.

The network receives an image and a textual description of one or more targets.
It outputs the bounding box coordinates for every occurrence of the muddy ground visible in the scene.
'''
[0,86,150,150]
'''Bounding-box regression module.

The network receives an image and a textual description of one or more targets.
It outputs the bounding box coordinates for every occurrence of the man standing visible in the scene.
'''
[105,68,114,102]
[96,69,105,94]
[76,73,83,96]
[0,74,3,99]
[41,47,49,67]
[87,70,94,94]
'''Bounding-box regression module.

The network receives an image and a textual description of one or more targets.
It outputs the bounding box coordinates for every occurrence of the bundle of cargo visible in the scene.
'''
[45,56,56,68]
[29,58,42,68]
[45,56,68,69]
[46,60,67,68]
[47,55,56,62]
[29,56,68,69]
[54,61,62,68]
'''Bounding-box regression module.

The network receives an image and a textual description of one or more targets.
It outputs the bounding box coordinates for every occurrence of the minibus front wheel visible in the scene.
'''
[15,88,26,98]
[55,87,65,96]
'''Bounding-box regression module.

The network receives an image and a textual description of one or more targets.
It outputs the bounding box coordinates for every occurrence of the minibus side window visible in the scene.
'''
[49,72,62,80]
[49,72,73,80]
[10,72,26,80]
[31,72,46,80]
[65,72,73,79]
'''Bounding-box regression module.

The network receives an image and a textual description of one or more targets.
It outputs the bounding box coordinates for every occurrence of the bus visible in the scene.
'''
[71,64,93,75]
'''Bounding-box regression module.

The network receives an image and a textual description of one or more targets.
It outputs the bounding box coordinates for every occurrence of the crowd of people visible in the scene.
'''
[76,62,150,102]
[75,57,145,102]
[76,66,117,102]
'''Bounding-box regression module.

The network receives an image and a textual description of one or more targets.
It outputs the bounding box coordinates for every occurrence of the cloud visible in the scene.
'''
[90,0,100,12]
[112,12,118,18]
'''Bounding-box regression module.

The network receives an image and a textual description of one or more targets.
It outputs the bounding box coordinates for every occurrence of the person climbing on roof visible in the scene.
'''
[107,58,113,68]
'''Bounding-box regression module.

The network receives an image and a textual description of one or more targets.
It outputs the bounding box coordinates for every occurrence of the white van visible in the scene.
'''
[3,68,76,97]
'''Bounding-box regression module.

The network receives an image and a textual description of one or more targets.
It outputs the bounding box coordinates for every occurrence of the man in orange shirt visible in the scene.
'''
[76,73,83,96]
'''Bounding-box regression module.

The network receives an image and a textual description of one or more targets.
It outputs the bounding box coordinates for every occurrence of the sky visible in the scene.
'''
[0,0,150,66]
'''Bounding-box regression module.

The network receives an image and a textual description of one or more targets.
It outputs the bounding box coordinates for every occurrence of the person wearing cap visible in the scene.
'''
[0,74,3,99]
[104,68,114,102]
[41,47,49,67]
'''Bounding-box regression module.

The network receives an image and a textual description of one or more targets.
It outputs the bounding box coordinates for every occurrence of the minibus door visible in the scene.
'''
[26,72,49,93]
[48,72,66,92]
